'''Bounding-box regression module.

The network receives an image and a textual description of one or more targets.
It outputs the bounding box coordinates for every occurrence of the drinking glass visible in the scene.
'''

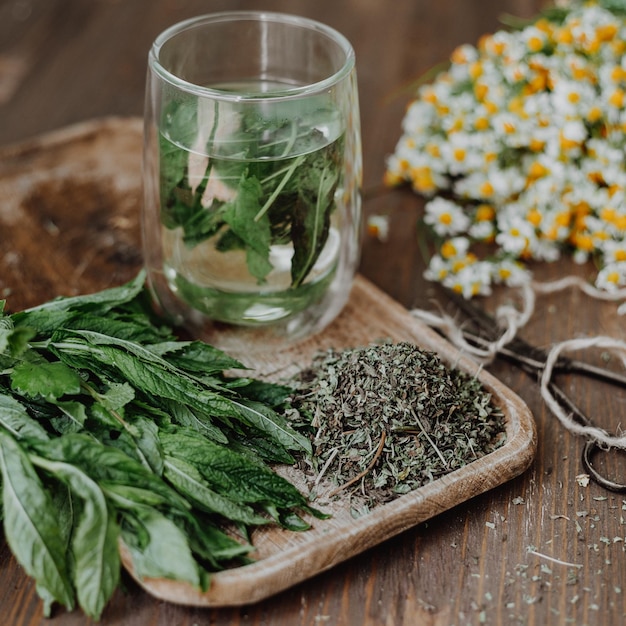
[142,11,362,353]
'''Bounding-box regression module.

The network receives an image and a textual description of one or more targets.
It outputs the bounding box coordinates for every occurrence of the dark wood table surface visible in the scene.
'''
[2,1,626,624]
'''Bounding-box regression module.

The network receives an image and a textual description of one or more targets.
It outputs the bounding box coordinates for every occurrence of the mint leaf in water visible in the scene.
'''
[159,102,343,288]
[222,174,274,282]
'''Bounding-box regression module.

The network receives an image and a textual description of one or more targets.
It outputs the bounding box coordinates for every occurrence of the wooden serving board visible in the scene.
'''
[0,118,536,609]
[120,275,537,607]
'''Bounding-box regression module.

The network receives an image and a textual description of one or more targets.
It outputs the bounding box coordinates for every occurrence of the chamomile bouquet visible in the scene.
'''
[386,0,626,298]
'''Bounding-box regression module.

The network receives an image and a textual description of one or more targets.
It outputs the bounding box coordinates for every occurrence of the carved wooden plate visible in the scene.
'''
[120,275,537,607]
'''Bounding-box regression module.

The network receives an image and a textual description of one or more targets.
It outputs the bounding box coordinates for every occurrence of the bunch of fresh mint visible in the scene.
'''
[0,272,319,619]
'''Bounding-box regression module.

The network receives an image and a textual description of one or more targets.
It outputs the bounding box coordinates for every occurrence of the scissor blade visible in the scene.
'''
[444,289,626,388]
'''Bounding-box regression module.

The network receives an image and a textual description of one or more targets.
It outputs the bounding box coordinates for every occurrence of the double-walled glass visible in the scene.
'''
[142,12,362,352]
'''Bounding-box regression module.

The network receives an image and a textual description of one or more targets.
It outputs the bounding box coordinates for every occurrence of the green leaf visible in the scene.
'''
[163,455,268,525]
[31,434,190,513]
[160,430,310,511]
[234,379,294,408]
[121,507,201,586]
[291,161,339,287]
[51,335,234,430]
[93,411,164,475]
[152,340,246,374]
[173,511,251,567]
[102,483,177,510]
[50,400,88,434]
[10,360,82,402]
[13,271,146,327]
[0,432,75,612]
[0,322,35,359]
[0,394,49,441]
[222,175,273,282]
[62,312,172,345]
[158,398,227,442]
[232,398,312,454]
[278,510,311,532]
[32,456,120,621]
[95,382,136,412]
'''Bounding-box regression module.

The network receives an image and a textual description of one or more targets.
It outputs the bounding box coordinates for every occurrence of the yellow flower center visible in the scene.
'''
[440,240,458,259]
[474,82,489,101]
[453,148,466,162]
[586,106,603,123]
[426,143,441,158]
[527,35,544,52]
[475,204,495,221]
[480,181,495,197]
[596,23,618,43]
[484,100,499,115]
[469,61,483,80]
[451,46,469,65]
[609,88,624,108]
[474,117,490,131]
[411,166,436,193]
[526,208,542,226]
[557,27,574,45]
[528,161,549,180]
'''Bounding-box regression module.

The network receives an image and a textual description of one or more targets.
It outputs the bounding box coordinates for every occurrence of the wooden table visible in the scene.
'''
[1,1,626,625]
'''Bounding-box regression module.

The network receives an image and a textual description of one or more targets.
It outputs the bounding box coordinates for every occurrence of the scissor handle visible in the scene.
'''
[582,440,626,493]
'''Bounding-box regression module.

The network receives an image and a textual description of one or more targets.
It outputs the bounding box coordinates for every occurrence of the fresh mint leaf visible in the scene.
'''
[157,398,227,443]
[0,272,320,618]
[94,381,136,412]
[0,318,35,359]
[234,379,294,407]
[148,340,246,374]
[163,455,268,525]
[51,336,235,422]
[51,400,88,434]
[11,359,82,402]
[0,432,75,614]
[32,455,120,621]
[232,398,312,454]
[121,507,202,586]
[14,271,146,320]
[0,394,49,441]
[93,411,164,475]
[62,313,172,345]
[160,429,310,512]
[30,434,189,513]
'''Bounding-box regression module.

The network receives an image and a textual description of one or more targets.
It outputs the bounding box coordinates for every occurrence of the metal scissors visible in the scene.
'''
[442,289,626,492]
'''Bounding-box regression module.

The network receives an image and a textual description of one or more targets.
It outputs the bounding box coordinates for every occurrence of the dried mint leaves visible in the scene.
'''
[289,341,507,509]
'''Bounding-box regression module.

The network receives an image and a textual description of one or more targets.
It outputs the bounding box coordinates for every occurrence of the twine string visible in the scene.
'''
[412,275,626,449]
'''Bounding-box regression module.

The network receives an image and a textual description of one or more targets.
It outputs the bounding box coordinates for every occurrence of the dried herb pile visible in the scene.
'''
[290,342,507,507]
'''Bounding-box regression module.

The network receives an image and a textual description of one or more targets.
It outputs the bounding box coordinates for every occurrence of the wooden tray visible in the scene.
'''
[120,274,537,607]
[0,118,536,608]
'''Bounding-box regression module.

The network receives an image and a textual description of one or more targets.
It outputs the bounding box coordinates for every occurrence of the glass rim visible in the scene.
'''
[149,11,356,101]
